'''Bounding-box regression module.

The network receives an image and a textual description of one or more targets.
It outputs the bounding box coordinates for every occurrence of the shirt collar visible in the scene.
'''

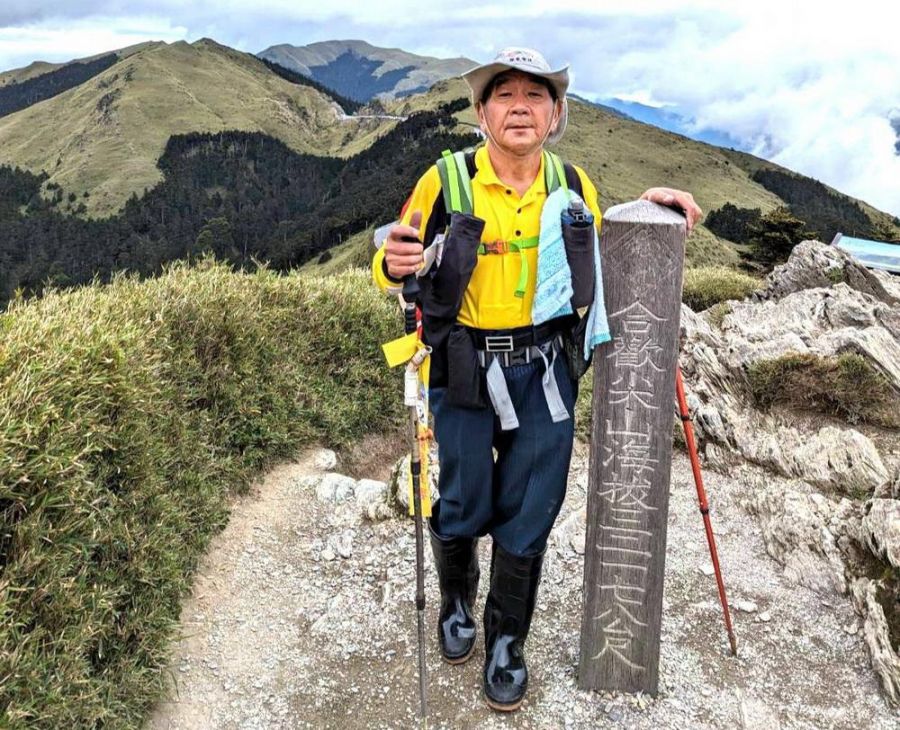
[474,145,548,199]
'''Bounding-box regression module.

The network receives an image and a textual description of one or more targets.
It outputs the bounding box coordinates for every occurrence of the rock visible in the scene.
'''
[737,690,782,729]
[733,599,758,613]
[724,286,900,392]
[355,478,393,521]
[312,448,339,471]
[743,484,855,595]
[314,472,357,504]
[334,531,353,559]
[755,239,900,307]
[850,577,900,706]
[678,243,898,501]
[699,564,715,576]
[758,611,772,622]
[861,498,900,569]
[775,426,887,497]
[553,504,586,554]
[320,548,336,561]
[390,443,440,513]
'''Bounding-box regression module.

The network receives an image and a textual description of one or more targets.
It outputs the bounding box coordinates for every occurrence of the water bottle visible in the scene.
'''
[561,198,595,308]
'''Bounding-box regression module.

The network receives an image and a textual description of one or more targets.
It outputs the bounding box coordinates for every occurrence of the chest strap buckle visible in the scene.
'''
[481,239,509,255]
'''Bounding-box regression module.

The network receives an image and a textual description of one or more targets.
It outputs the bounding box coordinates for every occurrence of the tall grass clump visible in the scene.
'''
[682,266,761,312]
[0,259,400,728]
[747,352,900,428]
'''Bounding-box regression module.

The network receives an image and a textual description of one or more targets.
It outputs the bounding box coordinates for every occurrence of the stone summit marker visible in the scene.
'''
[578,200,686,695]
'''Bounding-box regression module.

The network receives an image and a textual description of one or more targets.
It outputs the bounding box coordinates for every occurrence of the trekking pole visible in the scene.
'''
[401,273,429,727]
[675,366,738,657]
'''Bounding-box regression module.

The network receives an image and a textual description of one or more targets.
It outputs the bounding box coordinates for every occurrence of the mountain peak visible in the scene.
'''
[257,39,475,103]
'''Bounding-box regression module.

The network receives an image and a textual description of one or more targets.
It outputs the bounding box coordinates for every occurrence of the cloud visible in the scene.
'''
[0,16,188,69]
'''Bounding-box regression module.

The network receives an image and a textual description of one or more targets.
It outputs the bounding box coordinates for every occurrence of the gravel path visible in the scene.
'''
[147,444,899,729]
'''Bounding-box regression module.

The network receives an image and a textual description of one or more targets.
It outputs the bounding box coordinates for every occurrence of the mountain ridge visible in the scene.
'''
[0,37,896,257]
[0,41,165,87]
[0,38,394,216]
[257,39,475,101]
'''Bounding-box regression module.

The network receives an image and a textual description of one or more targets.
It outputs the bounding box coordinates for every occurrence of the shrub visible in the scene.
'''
[747,352,900,428]
[706,301,732,329]
[0,260,403,727]
[746,206,815,268]
[705,202,761,243]
[682,266,761,312]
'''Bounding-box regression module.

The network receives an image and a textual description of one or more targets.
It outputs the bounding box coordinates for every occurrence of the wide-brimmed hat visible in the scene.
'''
[462,47,569,144]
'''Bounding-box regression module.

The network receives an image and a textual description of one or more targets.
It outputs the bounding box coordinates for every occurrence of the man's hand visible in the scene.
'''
[640,188,703,235]
[384,210,424,279]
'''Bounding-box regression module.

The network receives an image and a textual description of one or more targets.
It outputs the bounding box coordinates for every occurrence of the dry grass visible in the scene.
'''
[0,260,405,728]
[683,266,761,312]
[747,352,900,429]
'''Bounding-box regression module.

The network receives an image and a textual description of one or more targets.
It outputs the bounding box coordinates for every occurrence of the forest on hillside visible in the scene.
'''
[705,168,899,268]
[1,84,896,306]
[0,101,478,305]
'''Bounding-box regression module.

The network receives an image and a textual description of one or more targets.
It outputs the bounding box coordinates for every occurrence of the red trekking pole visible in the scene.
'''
[675,366,738,657]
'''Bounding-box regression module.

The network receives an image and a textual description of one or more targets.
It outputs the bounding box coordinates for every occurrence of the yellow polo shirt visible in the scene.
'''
[371,145,602,330]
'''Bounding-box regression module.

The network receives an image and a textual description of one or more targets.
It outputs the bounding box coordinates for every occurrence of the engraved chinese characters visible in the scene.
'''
[578,201,686,695]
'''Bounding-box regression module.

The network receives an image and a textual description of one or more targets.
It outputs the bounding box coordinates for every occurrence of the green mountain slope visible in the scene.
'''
[0,39,393,216]
[1,39,896,263]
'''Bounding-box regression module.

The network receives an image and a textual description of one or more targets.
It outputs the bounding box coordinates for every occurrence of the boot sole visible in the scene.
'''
[441,642,476,665]
[484,695,524,712]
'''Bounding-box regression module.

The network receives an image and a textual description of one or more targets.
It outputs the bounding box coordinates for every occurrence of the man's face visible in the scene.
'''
[478,71,560,157]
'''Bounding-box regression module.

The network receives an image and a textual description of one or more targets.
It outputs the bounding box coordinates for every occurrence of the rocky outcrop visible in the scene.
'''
[862,498,900,570]
[679,239,900,705]
[754,239,900,306]
[679,241,898,499]
[724,285,900,388]
[742,483,859,596]
[851,577,900,706]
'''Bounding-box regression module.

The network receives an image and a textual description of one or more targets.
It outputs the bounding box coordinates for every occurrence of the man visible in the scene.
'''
[372,48,701,712]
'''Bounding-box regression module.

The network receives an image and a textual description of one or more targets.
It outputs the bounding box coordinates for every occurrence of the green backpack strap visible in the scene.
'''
[434,148,580,300]
[436,149,474,214]
[543,150,569,195]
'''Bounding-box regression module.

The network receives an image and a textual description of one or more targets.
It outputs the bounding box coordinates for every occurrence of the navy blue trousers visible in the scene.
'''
[429,352,578,557]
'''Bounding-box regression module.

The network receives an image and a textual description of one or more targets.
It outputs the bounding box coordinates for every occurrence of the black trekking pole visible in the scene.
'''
[401,272,429,727]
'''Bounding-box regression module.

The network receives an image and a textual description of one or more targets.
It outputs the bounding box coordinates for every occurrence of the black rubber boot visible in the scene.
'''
[428,517,480,664]
[482,541,545,711]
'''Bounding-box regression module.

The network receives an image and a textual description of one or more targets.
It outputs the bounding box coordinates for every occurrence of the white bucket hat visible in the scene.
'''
[462,47,569,145]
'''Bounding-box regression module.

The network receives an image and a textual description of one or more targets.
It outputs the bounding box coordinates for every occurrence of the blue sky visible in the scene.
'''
[1,1,899,217]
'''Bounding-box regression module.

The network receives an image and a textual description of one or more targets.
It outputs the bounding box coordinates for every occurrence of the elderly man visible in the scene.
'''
[372,47,701,712]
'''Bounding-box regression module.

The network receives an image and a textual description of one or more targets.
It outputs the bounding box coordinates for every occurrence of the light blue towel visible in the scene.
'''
[532,187,574,324]
[583,225,611,360]
[532,188,610,361]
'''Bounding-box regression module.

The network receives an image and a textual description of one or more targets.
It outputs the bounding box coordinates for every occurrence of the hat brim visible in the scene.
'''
[462,62,569,145]
[462,62,569,106]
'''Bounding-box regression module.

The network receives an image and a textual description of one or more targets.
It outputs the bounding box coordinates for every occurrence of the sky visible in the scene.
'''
[1,1,899,218]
